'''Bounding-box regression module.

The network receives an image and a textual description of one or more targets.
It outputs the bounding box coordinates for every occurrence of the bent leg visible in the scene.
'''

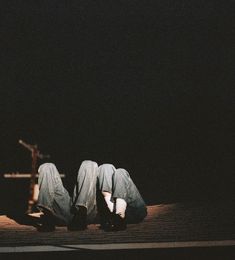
[97,164,116,228]
[37,163,72,226]
[97,163,116,193]
[112,169,147,224]
[71,160,98,223]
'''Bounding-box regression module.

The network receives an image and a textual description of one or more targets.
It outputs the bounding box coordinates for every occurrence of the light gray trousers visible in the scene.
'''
[37,161,147,225]
[98,164,147,223]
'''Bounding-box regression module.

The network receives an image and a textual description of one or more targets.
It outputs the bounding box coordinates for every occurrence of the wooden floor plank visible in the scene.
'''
[0,201,234,248]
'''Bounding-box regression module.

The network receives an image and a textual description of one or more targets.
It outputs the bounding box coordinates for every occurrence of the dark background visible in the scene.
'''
[0,1,234,207]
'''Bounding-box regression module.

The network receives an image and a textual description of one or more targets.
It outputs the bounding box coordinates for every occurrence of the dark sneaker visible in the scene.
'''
[67,206,87,231]
[37,214,55,232]
[37,223,55,232]
[112,214,126,231]
[99,206,114,231]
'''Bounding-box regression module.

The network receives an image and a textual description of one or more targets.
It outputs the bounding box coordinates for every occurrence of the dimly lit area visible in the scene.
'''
[0,1,234,258]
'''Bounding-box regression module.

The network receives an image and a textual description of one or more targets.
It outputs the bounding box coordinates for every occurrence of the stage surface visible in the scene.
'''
[0,202,234,259]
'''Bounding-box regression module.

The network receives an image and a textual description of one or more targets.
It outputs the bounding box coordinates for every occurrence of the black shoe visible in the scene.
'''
[112,214,126,231]
[37,223,56,232]
[100,217,113,232]
[99,208,114,231]
[67,206,87,231]
[37,214,55,232]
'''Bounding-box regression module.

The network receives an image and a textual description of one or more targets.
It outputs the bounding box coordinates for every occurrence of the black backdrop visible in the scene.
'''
[0,1,234,207]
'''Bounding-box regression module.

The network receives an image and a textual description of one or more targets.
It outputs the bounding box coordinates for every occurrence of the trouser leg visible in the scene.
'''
[37,163,72,225]
[98,165,147,228]
[112,169,147,223]
[97,164,116,227]
[97,163,116,193]
[71,160,98,223]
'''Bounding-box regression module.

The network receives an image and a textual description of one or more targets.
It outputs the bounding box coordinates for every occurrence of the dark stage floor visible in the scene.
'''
[0,201,234,259]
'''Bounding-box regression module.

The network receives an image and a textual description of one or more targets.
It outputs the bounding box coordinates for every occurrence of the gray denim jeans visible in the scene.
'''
[37,160,98,225]
[37,161,147,225]
[98,164,147,223]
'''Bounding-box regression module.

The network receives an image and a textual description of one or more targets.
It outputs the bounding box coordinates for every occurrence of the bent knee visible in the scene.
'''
[114,168,130,179]
[80,160,98,168]
[38,163,57,174]
[98,164,116,176]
